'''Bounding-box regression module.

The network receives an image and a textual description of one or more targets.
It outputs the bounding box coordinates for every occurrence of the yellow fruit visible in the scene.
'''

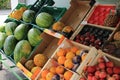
[76,49,81,55]
[25,60,35,71]
[57,48,66,57]
[34,54,48,67]
[49,66,56,74]
[52,21,65,31]
[58,56,66,65]
[20,7,27,12]
[64,71,73,80]
[56,66,65,74]
[41,69,50,78]
[46,72,54,80]
[64,59,74,69]
[66,51,75,59]
[81,53,87,61]
[70,46,79,53]
[31,66,41,74]
[62,26,73,33]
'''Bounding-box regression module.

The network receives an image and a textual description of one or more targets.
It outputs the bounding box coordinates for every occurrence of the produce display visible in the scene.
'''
[1,0,120,80]
[74,25,113,49]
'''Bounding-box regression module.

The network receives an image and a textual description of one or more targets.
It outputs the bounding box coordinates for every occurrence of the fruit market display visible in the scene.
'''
[1,0,120,80]
[74,25,113,49]
[79,52,120,80]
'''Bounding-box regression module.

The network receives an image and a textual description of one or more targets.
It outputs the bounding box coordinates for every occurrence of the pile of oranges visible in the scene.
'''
[39,65,73,80]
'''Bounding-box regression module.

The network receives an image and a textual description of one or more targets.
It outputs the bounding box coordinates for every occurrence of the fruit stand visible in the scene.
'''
[0,0,120,80]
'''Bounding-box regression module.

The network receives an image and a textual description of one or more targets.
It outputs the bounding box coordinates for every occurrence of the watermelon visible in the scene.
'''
[36,12,54,28]
[14,40,32,63]
[28,28,42,46]
[14,23,29,40]
[3,35,17,56]
[0,23,6,32]
[22,10,35,23]
[0,32,7,48]
[5,22,17,36]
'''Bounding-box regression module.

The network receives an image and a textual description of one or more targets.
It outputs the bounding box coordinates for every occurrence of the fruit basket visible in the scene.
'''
[51,38,99,74]
[36,59,80,80]
[79,50,120,80]
[17,30,65,80]
[83,3,120,28]
[0,51,29,80]
[71,24,114,49]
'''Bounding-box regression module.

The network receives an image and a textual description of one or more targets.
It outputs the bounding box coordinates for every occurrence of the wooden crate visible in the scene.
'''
[36,59,80,80]
[60,0,91,31]
[79,50,120,79]
[17,29,65,80]
[70,24,114,49]
[50,38,99,74]
[83,3,118,28]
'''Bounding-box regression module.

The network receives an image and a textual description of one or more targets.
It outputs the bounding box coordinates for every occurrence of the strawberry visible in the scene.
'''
[106,61,114,68]
[92,76,98,80]
[87,66,96,73]
[98,62,105,69]
[107,77,115,80]
[99,71,107,79]
[113,67,120,74]
[112,74,120,80]
[98,57,105,63]
[80,77,86,80]
[88,73,93,80]
[106,68,113,75]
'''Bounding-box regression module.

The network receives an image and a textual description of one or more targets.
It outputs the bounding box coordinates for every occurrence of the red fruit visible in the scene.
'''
[80,77,86,80]
[92,76,98,80]
[87,73,93,80]
[106,61,114,68]
[108,77,115,80]
[76,35,81,39]
[99,71,107,79]
[97,57,104,63]
[98,62,105,69]
[113,67,120,74]
[87,66,96,73]
[75,39,80,43]
[95,71,100,78]
[106,68,113,75]
[112,74,120,80]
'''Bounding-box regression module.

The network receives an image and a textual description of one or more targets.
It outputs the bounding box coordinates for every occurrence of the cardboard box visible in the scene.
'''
[17,29,65,80]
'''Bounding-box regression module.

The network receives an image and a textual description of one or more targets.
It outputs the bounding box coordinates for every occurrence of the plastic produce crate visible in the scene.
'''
[17,29,65,80]
[51,38,98,74]
[36,59,80,80]
[79,50,120,80]
[70,24,114,49]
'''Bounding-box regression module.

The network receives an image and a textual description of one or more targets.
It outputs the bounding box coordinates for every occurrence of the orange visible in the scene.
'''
[49,66,56,74]
[56,66,65,74]
[46,72,54,80]
[81,53,87,61]
[31,66,41,74]
[57,48,66,57]
[58,56,66,65]
[76,49,82,55]
[39,78,46,80]
[64,48,71,53]
[64,71,73,80]
[64,59,74,69]
[52,21,65,31]
[70,46,79,53]
[41,69,49,78]
[66,51,75,59]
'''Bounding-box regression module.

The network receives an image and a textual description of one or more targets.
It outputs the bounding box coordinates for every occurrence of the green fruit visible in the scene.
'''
[3,35,17,56]
[28,28,42,46]
[22,10,35,23]
[0,32,7,48]
[36,12,53,28]
[14,24,29,40]
[14,40,32,63]
[0,23,6,32]
[5,22,17,36]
